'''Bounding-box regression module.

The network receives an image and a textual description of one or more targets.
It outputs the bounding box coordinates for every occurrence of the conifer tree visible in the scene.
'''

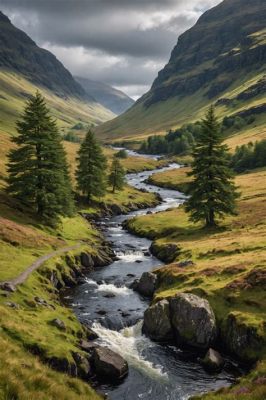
[75,130,107,201]
[185,106,239,227]
[108,156,125,193]
[7,92,74,226]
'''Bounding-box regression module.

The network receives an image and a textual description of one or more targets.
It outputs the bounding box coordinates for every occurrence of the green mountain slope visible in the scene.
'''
[0,11,114,136]
[96,0,266,143]
[76,76,134,115]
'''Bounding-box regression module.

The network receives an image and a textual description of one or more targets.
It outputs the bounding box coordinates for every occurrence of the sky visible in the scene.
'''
[0,0,221,99]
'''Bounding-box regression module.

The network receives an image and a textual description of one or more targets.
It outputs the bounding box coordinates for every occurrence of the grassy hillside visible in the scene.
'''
[0,70,114,137]
[0,125,164,399]
[96,0,266,144]
[125,167,266,399]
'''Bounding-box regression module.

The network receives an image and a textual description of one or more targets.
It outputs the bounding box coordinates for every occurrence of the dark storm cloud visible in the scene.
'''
[0,0,220,98]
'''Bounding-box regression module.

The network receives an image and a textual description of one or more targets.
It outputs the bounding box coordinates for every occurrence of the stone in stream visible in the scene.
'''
[134,271,157,297]
[143,300,173,342]
[92,346,128,380]
[169,293,217,349]
[202,348,224,371]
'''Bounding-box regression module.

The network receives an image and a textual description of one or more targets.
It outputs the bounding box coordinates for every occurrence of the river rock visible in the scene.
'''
[135,271,157,297]
[92,346,128,380]
[143,300,173,341]
[202,348,224,371]
[169,293,217,349]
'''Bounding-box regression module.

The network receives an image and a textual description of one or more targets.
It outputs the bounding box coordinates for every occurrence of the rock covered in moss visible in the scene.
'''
[221,312,263,363]
[169,293,216,349]
[202,348,224,371]
[150,242,181,263]
[143,299,173,341]
[72,352,92,379]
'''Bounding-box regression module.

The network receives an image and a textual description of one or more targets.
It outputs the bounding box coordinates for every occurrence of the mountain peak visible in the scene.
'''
[96,0,266,140]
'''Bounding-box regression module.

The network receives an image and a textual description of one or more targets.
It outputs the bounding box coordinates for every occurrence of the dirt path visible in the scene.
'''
[6,243,83,287]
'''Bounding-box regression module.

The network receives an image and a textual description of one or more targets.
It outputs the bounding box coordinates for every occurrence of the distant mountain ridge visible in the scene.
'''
[75,76,134,115]
[0,11,114,135]
[96,0,266,141]
[0,11,91,100]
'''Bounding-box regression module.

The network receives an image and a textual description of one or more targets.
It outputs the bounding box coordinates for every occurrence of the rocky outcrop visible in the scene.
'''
[143,300,173,341]
[92,346,128,380]
[221,312,263,363]
[202,348,224,371]
[150,242,181,263]
[133,271,157,297]
[169,293,216,349]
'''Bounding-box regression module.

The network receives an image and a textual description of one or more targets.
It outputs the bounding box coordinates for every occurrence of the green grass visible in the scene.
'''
[96,67,266,145]
[0,251,101,400]
[125,168,266,388]
[0,69,114,137]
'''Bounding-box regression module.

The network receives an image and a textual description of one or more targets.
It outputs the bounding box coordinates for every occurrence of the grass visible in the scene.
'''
[96,68,266,143]
[125,168,266,398]
[0,250,102,400]
[0,69,114,137]
[147,166,192,193]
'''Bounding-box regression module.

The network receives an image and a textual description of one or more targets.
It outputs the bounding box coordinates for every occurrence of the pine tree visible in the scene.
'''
[75,130,107,201]
[7,92,74,226]
[108,156,125,193]
[185,106,239,227]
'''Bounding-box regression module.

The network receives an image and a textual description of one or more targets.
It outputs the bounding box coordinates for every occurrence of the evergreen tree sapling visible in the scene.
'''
[7,92,74,226]
[108,156,125,193]
[185,106,239,227]
[75,130,107,201]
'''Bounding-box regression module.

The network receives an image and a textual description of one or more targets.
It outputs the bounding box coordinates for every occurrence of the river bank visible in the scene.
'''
[123,166,266,399]
[65,162,245,400]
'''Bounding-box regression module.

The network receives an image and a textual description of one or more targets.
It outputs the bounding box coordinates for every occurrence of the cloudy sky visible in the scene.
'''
[1,0,220,99]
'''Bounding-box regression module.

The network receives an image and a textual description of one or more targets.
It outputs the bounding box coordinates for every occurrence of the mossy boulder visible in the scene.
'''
[169,293,217,349]
[221,312,264,363]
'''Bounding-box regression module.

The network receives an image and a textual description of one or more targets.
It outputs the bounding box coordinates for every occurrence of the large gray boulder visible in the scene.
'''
[92,346,128,380]
[169,293,216,349]
[143,299,173,342]
[135,271,157,297]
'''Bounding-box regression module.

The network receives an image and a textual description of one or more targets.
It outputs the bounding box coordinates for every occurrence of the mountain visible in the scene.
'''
[96,0,266,144]
[76,77,135,115]
[0,11,114,135]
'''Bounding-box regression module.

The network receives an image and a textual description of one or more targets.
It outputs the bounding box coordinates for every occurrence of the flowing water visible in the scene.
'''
[64,156,241,399]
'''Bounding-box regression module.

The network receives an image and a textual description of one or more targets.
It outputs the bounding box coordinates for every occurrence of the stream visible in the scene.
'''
[64,156,241,400]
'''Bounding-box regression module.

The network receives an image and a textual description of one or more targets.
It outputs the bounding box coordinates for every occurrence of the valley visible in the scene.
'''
[0,0,265,399]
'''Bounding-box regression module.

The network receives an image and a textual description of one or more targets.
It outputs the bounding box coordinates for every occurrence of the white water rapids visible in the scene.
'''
[92,320,168,382]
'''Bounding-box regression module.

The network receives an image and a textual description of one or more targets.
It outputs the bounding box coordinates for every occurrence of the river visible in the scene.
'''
[63,156,241,400]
